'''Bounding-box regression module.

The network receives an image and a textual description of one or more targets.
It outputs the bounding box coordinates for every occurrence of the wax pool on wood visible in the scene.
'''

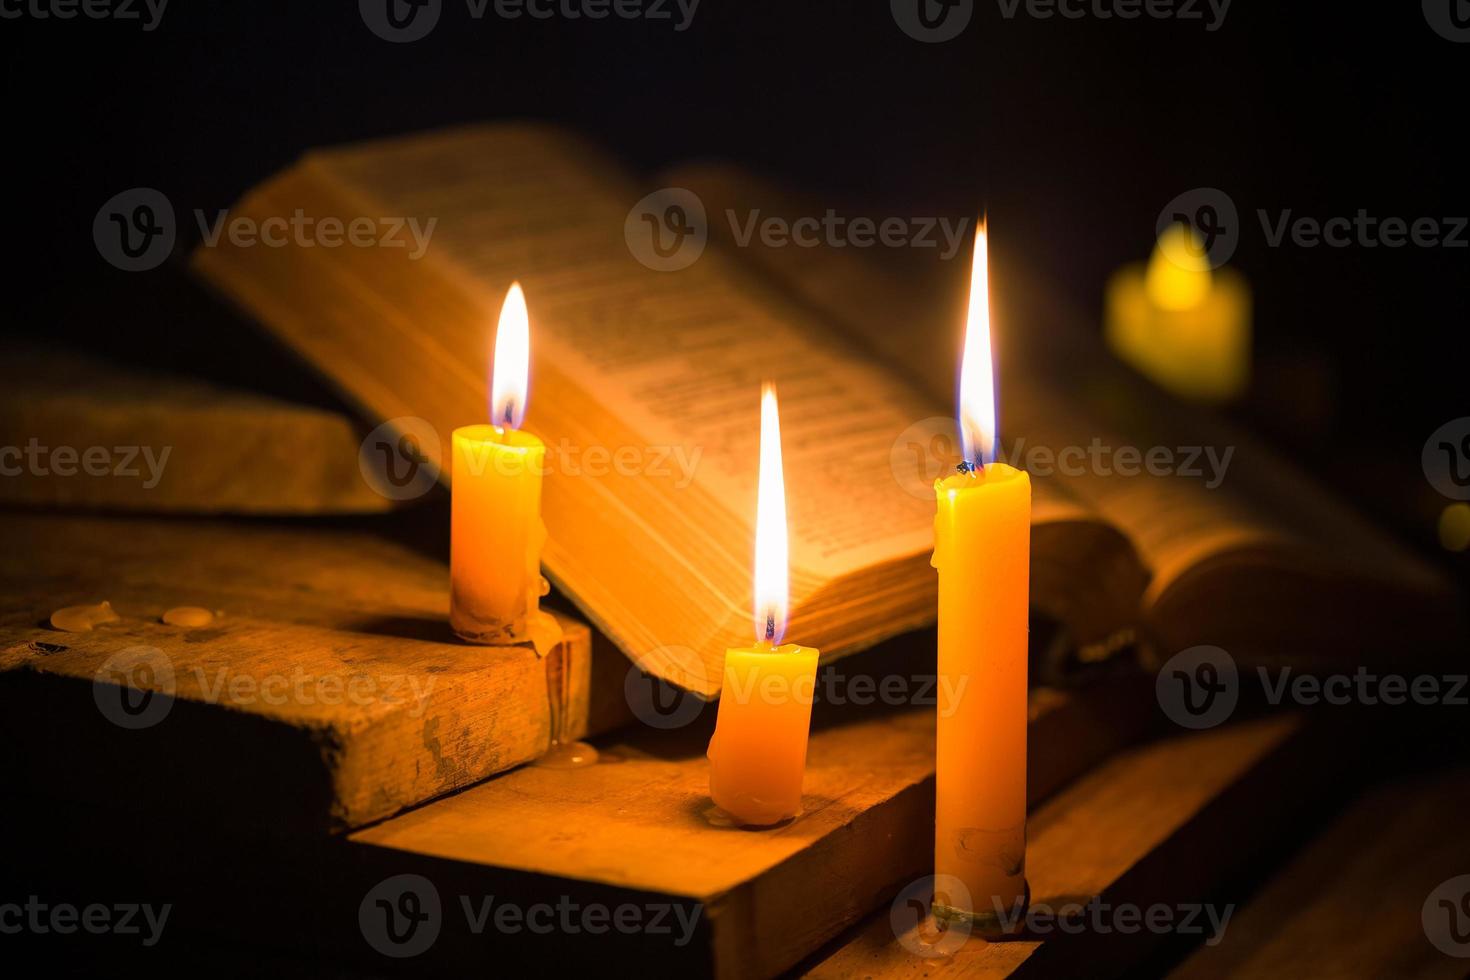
[50,601,119,633]
[162,606,215,627]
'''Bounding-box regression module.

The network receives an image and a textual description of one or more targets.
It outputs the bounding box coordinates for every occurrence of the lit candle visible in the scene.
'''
[1104,223,1251,403]
[707,383,820,827]
[932,226,1031,933]
[450,282,551,646]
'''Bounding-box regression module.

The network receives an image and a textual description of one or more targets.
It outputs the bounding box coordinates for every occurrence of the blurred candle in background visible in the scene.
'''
[707,383,821,827]
[450,282,551,646]
[932,226,1031,934]
[1439,503,1470,553]
[1105,223,1251,404]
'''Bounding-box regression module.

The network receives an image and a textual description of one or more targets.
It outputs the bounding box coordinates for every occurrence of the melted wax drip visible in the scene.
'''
[531,632,599,770]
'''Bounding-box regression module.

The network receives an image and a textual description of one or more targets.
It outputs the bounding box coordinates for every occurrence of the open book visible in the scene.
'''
[191,124,1149,694]
[665,165,1465,675]
[193,124,1457,693]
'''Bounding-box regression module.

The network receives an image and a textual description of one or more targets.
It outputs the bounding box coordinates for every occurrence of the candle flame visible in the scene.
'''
[491,281,530,429]
[753,383,789,645]
[959,223,997,468]
[1145,224,1212,311]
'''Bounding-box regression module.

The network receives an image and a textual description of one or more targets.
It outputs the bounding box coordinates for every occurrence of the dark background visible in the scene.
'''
[4,0,1465,569]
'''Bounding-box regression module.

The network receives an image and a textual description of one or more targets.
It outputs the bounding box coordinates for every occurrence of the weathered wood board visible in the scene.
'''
[0,511,625,833]
[1169,767,1470,979]
[0,344,390,514]
[1,684,1156,979]
[337,684,1153,978]
[800,715,1330,979]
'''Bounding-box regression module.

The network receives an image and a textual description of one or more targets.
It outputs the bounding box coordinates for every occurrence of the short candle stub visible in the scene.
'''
[448,422,548,650]
[932,878,1031,941]
[707,642,820,828]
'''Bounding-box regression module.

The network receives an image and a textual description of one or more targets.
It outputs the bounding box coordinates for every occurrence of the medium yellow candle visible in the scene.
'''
[933,227,1031,934]
[1105,224,1251,403]
[450,282,549,645]
[707,384,820,827]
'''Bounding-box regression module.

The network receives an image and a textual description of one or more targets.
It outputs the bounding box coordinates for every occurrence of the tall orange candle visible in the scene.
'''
[707,384,820,827]
[450,282,550,646]
[932,227,1031,934]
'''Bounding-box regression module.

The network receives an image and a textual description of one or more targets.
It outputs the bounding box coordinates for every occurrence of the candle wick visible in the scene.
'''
[764,613,776,643]
[957,459,981,476]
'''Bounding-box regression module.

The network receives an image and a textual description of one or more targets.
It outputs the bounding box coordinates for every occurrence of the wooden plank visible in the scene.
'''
[0,683,1153,978]
[340,683,1152,979]
[1168,768,1470,979]
[0,344,390,515]
[0,510,626,834]
[800,714,1334,979]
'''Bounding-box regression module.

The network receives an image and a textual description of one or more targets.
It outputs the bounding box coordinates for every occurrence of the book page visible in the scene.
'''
[656,167,1111,533]
[321,127,937,581]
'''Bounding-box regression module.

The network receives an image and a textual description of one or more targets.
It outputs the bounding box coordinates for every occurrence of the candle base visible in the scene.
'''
[451,621,531,646]
[932,878,1030,941]
[451,605,562,656]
